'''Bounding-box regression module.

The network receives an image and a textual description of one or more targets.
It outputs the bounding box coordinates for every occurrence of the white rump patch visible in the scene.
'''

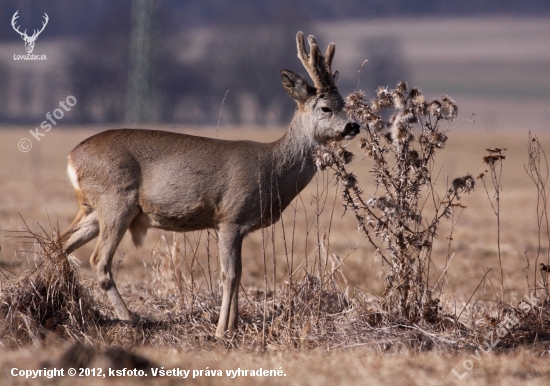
[67,159,80,191]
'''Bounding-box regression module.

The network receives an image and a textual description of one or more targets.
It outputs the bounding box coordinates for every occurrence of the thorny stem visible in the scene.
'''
[315,85,472,321]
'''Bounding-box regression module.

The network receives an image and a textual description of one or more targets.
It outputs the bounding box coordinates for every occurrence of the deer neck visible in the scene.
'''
[267,114,318,200]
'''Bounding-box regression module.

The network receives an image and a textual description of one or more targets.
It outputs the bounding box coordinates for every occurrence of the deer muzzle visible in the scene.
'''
[340,122,360,140]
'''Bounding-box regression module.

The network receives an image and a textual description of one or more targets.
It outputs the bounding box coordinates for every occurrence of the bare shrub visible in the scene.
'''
[315,82,474,323]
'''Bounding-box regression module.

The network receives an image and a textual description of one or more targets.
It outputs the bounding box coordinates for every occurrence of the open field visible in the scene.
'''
[1,124,550,385]
[3,125,550,297]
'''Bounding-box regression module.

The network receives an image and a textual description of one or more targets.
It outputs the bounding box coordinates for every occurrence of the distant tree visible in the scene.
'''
[152,24,309,125]
[125,0,155,125]
[153,48,213,124]
[200,24,308,125]
[0,62,8,120]
[67,5,131,123]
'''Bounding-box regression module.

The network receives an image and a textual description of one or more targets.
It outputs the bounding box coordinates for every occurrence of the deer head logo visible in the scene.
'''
[11,11,49,54]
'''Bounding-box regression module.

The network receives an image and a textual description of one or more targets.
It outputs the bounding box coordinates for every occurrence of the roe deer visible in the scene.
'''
[60,32,359,337]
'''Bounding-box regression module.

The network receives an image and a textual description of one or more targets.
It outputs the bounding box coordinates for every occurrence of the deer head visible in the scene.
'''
[11,11,49,54]
[280,32,359,144]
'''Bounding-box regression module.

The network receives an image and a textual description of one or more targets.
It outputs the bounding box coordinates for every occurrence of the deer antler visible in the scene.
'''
[11,11,49,41]
[11,11,27,39]
[296,31,337,92]
[30,13,49,39]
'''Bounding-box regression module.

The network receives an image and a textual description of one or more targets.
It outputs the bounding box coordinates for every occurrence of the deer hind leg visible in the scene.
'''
[89,206,140,321]
[60,206,100,255]
[216,224,243,337]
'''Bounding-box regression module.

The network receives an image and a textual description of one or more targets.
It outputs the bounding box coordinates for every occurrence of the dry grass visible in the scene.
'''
[0,226,98,347]
[1,124,550,384]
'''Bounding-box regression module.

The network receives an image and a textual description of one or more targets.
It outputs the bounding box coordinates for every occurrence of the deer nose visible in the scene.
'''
[341,122,360,139]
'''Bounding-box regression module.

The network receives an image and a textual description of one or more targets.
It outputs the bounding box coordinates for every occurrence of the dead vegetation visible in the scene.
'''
[1,86,550,384]
[0,224,99,347]
[0,204,549,359]
[322,82,475,323]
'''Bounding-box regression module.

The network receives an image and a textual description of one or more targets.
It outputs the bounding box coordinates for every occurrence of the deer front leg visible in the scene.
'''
[216,224,243,337]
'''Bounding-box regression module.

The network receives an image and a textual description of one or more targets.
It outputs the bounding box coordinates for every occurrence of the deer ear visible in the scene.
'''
[280,70,314,103]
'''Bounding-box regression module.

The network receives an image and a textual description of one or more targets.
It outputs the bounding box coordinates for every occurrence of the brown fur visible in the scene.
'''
[59,32,360,337]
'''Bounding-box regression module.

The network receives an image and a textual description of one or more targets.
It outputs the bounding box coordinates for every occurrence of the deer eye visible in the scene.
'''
[321,107,332,114]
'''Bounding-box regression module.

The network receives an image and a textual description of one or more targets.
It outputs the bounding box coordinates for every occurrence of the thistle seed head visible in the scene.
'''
[379,96,394,108]
[397,80,407,93]
[412,92,425,108]
[370,98,381,113]
[376,87,394,109]
[334,146,345,159]
[342,173,357,189]
[369,118,385,131]
[322,152,334,167]
[392,90,405,110]
[408,87,422,101]
[376,86,390,99]
[400,109,417,125]
[414,101,428,116]
[346,91,365,105]
[391,122,413,144]
[430,131,447,148]
[440,95,458,120]
[383,131,393,144]
[452,174,475,193]
[315,156,326,171]
[427,99,442,116]
[342,149,355,164]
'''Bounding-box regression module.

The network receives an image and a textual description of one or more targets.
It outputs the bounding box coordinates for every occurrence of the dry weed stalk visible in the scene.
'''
[315,82,474,323]
[525,133,550,304]
[478,147,506,303]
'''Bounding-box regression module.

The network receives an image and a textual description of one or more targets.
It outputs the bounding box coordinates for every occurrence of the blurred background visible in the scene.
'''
[0,0,550,307]
[0,0,549,130]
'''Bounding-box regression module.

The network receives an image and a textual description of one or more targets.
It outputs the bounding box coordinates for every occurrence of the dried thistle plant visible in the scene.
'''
[314,81,473,323]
